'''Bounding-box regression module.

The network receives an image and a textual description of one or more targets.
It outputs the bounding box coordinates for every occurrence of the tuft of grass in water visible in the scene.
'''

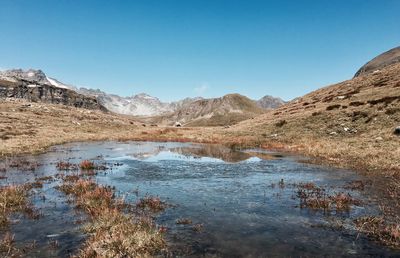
[192,223,204,232]
[176,218,192,225]
[58,179,118,216]
[58,178,166,257]
[355,216,400,248]
[0,184,37,228]
[296,182,361,212]
[0,232,21,257]
[8,159,38,171]
[56,161,78,171]
[136,196,167,212]
[79,209,165,257]
[79,160,96,170]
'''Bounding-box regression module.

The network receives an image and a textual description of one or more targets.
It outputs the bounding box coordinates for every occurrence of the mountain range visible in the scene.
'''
[0,68,285,125]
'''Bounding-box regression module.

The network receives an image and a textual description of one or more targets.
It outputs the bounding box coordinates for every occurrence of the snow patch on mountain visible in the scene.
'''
[46,77,70,89]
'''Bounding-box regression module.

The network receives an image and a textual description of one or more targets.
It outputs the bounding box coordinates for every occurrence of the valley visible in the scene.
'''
[1,46,400,256]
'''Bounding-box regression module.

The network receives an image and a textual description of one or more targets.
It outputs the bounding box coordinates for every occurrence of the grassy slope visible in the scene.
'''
[227,62,400,174]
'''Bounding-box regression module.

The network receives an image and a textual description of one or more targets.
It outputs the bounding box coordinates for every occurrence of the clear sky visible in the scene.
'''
[0,0,399,101]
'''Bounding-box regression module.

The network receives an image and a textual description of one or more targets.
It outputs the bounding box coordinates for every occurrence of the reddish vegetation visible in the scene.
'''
[136,196,166,212]
[296,183,360,212]
[0,184,39,228]
[79,160,96,170]
[356,216,400,248]
[56,161,77,171]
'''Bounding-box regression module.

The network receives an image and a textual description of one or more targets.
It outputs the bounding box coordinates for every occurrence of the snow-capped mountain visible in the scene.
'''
[78,88,176,116]
[79,88,204,116]
[0,69,76,90]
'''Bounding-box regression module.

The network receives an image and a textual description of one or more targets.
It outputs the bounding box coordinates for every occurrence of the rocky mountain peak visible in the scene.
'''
[257,95,286,109]
[0,68,48,84]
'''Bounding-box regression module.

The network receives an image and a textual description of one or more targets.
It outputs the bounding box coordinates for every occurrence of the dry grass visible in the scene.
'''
[355,216,400,248]
[56,161,78,171]
[136,196,167,212]
[296,183,361,212]
[0,185,30,228]
[58,177,166,257]
[79,160,95,170]
[0,232,21,257]
[80,209,165,257]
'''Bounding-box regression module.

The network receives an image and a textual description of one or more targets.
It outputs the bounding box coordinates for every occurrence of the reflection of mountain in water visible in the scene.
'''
[129,144,277,163]
[171,145,276,163]
[130,145,166,160]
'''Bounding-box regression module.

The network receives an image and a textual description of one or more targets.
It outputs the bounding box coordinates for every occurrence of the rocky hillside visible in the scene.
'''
[0,69,104,110]
[354,46,400,77]
[147,93,266,126]
[79,89,170,116]
[256,95,286,109]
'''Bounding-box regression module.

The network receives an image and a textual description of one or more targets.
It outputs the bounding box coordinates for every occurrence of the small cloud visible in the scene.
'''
[194,83,209,95]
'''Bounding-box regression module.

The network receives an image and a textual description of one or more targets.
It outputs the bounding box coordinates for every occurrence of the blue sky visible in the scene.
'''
[0,0,399,101]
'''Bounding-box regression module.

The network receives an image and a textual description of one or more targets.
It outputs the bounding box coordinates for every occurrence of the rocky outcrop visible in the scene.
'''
[354,46,400,77]
[0,78,105,111]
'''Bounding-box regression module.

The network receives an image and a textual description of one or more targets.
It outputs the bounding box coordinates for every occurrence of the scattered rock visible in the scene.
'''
[275,120,286,127]
[175,122,182,127]
[375,136,383,141]
[343,127,357,133]
[394,126,400,136]
[329,132,338,136]
[326,104,341,111]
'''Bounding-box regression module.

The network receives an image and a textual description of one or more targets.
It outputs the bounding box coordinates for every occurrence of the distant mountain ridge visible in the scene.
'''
[78,88,206,116]
[0,68,285,123]
[144,93,266,126]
